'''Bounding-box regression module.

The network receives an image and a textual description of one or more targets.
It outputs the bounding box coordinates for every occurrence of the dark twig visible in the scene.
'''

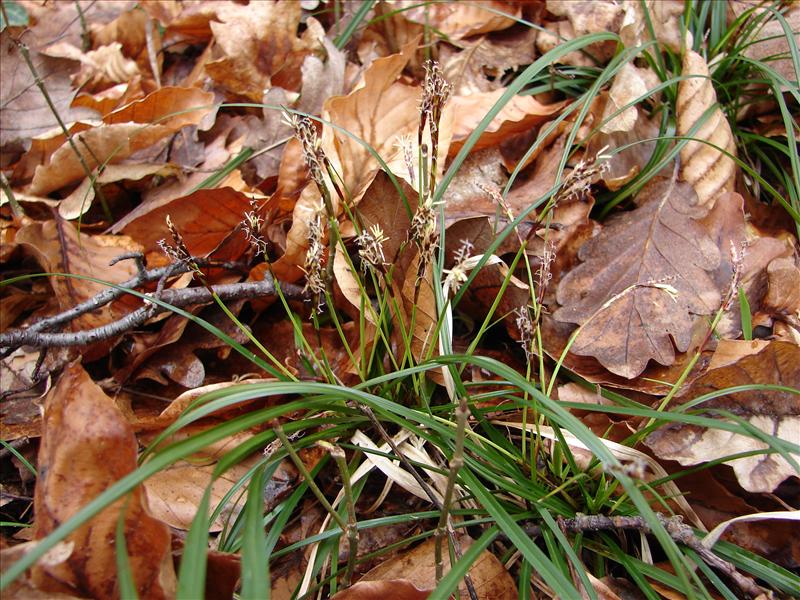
[4,255,241,337]
[0,256,304,350]
[520,514,765,599]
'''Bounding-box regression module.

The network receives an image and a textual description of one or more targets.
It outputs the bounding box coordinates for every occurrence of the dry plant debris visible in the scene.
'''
[1,1,798,599]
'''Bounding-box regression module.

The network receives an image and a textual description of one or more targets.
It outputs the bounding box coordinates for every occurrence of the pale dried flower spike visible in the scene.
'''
[356,224,389,273]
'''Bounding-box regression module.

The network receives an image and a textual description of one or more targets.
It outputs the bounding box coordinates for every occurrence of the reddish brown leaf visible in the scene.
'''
[117,186,254,260]
[31,361,175,598]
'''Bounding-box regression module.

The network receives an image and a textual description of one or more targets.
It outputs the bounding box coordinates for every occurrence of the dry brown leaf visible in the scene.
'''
[0,31,99,149]
[116,186,254,260]
[734,2,800,92]
[59,163,179,220]
[205,0,312,100]
[620,0,691,53]
[401,1,521,39]
[600,62,660,134]
[331,580,431,600]
[28,86,216,195]
[536,1,623,66]
[554,177,721,379]
[144,461,254,532]
[274,39,428,279]
[763,256,800,324]
[449,90,565,156]
[46,42,140,92]
[441,28,538,96]
[91,6,162,81]
[14,220,143,332]
[357,535,517,600]
[645,340,800,493]
[677,51,737,211]
[700,192,793,338]
[30,361,175,598]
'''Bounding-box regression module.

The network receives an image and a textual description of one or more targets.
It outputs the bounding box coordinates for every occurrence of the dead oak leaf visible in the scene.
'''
[645,340,800,493]
[554,177,721,379]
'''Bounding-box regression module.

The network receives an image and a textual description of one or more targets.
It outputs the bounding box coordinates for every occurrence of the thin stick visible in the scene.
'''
[517,514,765,599]
[10,33,112,221]
[321,442,359,588]
[434,393,469,583]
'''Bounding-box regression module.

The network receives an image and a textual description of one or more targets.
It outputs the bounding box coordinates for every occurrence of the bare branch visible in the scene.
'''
[518,514,765,599]
[0,257,305,351]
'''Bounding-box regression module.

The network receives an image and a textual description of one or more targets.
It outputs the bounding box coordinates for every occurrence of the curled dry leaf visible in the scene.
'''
[28,86,216,195]
[449,89,565,156]
[205,0,312,100]
[554,177,721,379]
[645,340,800,493]
[536,0,623,66]
[0,30,99,149]
[619,0,691,53]
[31,361,175,598]
[441,28,538,96]
[356,535,517,600]
[400,0,520,39]
[677,51,736,211]
[600,63,660,134]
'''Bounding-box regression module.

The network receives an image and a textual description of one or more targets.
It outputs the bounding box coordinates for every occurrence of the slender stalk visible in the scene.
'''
[11,36,112,222]
[434,392,469,583]
[321,442,359,588]
[274,426,348,533]
[0,172,24,218]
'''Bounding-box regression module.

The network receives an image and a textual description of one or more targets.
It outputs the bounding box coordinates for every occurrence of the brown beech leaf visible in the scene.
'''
[28,86,216,195]
[322,37,422,196]
[677,51,737,211]
[619,0,690,53]
[331,580,431,600]
[645,340,800,493]
[116,186,254,259]
[205,0,312,100]
[449,90,565,156]
[15,220,143,332]
[357,535,517,600]
[0,31,99,149]
[274,39,428,279]
[554,177,721,379]
[402,1,520,39]
[31,361,175,599]
[536,1,623,66]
